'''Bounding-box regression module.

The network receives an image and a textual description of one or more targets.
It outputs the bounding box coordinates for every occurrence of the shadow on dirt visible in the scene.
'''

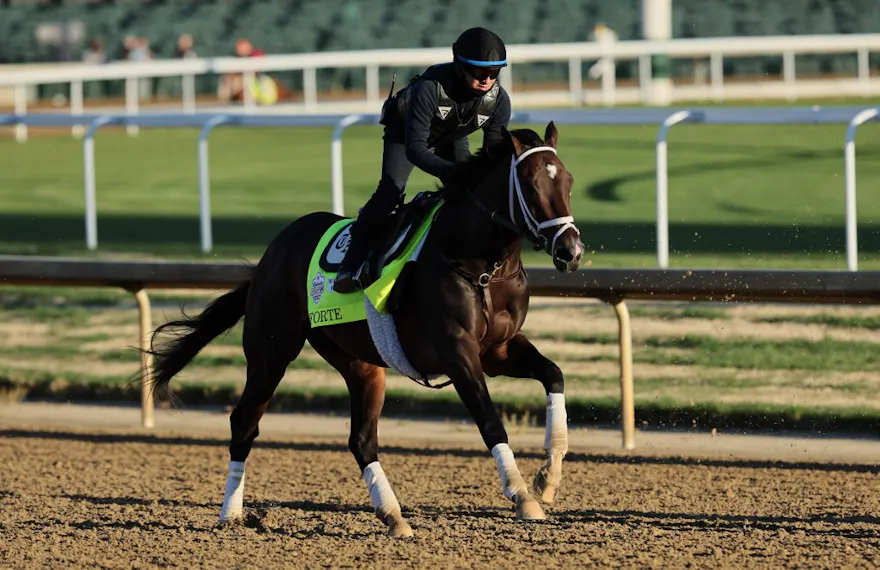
[6,428,878,474]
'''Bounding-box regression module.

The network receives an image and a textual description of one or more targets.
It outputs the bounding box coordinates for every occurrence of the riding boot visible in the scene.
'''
[333,221,377,293]
[333,186,401,293]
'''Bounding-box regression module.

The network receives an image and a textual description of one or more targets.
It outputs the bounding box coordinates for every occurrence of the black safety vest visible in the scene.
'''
[382,63,501,149]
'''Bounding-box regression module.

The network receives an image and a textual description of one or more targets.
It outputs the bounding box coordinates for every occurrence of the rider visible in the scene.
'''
[333,27,513,293]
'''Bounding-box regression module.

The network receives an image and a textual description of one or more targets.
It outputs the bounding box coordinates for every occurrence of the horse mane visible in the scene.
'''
[438,127,544,195]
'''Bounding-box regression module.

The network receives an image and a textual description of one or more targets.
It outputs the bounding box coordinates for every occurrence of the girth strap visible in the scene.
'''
[441,254,524,351]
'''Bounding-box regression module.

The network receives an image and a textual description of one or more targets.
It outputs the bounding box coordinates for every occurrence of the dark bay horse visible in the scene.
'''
[146,121,585,537]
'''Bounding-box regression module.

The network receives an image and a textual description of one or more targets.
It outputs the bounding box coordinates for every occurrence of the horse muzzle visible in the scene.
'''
[552,240,584,273]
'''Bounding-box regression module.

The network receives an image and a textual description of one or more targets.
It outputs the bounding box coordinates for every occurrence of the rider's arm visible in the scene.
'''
[404,79,459,179]
[452,136,471,162]
[481,88,512,150]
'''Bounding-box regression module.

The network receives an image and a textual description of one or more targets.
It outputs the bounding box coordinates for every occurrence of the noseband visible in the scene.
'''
[508,146,580,254]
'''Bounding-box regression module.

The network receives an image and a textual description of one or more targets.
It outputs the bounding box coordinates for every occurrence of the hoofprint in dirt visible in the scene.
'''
[3,294,880,412]
[1,406,878,570]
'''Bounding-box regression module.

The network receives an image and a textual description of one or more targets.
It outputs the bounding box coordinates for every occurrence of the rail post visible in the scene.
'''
[330,114,375,217]
[82,115,120,250]
[197,115,233,253]
[610,297,635,450]
[131,287,155,429]
[843,108,880,271]
[656,110,704,268]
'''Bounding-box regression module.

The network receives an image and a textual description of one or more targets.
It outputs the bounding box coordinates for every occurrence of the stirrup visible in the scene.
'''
[334,263,367,293]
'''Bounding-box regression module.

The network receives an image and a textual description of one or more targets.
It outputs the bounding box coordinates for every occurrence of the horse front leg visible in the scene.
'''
[482,332,568,504]
[445,337,546,521]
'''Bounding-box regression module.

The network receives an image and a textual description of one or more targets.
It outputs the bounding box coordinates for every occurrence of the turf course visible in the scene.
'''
[3,113,880,268]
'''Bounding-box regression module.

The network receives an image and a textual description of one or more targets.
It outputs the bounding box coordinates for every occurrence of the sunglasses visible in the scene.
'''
[463,65,501,81]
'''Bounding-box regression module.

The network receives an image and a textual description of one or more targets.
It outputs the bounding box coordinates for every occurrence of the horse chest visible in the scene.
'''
[479,282,527,348]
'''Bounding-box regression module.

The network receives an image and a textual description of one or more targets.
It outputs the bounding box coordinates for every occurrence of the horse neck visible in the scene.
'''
[435,158,524,267]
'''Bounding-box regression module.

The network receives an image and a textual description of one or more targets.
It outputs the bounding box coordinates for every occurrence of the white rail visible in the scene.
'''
[3,33,880,139]
[1,107,876,269]
[844,108,880,271]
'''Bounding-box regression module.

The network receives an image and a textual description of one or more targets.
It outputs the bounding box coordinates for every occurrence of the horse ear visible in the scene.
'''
[544,121,558,148]
[507,129,524,156]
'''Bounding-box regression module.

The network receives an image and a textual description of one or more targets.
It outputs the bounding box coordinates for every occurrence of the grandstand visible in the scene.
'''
[2,0,879,102]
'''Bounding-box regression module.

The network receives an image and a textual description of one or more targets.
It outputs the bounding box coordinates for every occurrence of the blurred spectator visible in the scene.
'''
[127,36,153,62]
[234,38,265,58]
[122,35,154,101]
[218,38,277,104]
[588,23,618,81]
[117,34,135,60]
[82,38,105,65]
[176,34,197,59]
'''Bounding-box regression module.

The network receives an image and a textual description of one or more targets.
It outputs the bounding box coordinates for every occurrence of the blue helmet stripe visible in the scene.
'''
[455,54,507,67]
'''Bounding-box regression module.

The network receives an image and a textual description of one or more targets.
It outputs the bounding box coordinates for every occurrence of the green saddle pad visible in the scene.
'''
[306,202,442,328]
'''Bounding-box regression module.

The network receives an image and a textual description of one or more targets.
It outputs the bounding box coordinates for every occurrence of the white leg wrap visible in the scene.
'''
[219,460,246,521]
[362,461,401,518]
[491,443,527,500]
[545,393,569,456]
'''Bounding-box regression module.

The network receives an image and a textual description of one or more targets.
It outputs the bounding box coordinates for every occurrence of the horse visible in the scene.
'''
[145,121,585,538]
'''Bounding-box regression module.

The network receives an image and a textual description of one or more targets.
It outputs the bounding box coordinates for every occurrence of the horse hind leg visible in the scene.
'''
[219,319,308,524]
[308,329,413,538]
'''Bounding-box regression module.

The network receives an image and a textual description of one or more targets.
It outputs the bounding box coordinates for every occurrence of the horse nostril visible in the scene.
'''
[554,248,574,262]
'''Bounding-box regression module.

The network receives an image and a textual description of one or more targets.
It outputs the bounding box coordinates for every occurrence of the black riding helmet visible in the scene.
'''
[452,27,507,72]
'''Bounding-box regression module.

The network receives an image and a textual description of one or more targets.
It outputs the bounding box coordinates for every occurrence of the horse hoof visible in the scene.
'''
[535,481,559,504]
[515,497,546,521]
[381,510,414,538]
[387,520,414,538]
[533,461,562,504]
[217,513,243,526]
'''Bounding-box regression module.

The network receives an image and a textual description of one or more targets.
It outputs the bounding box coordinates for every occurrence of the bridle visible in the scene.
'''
[464,145,580,255]
[508,146,580,255]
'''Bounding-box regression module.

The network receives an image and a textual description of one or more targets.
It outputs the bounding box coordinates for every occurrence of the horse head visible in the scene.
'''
[505,122,584,272]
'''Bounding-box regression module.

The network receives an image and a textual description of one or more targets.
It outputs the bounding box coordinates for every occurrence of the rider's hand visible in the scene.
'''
[442,159,475,193]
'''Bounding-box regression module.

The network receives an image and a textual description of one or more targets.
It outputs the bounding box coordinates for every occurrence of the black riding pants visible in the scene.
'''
[355,130,466,232]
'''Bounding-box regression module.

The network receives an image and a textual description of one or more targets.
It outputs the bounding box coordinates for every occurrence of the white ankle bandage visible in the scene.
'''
[219,460,246,520]
[362,461,401,517]
[545,393,569,455]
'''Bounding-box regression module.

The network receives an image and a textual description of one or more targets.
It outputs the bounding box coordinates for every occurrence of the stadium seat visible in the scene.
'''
[1,0,875,101]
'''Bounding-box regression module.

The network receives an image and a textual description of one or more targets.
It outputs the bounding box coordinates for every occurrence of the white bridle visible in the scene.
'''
[508,146,580,255]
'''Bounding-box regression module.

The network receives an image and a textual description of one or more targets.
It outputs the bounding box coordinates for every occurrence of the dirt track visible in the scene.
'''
[1,404,879,569]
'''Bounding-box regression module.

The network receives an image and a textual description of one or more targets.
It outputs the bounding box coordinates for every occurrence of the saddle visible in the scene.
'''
[318,191,443,288]
[363,191,443,289]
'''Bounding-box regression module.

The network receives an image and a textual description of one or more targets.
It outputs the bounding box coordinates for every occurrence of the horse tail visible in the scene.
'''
[146,280,250,403]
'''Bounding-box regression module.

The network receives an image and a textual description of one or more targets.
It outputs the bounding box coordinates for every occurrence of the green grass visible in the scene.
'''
[755,314,880,331]
[2,306,93,326]
[628,307,729,321]
[531,330,880,372]
[531,331,620,344]
[10,326,872,375]
[97,349,332,371]
[3,115,880,269]
[641,335,880,372]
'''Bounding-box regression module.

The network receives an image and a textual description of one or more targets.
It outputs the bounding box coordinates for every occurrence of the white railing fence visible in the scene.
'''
[1,106,877,270]
[3,33,880,132]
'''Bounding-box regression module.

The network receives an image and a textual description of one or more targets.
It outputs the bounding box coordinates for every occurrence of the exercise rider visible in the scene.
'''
[333,27,513,293]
